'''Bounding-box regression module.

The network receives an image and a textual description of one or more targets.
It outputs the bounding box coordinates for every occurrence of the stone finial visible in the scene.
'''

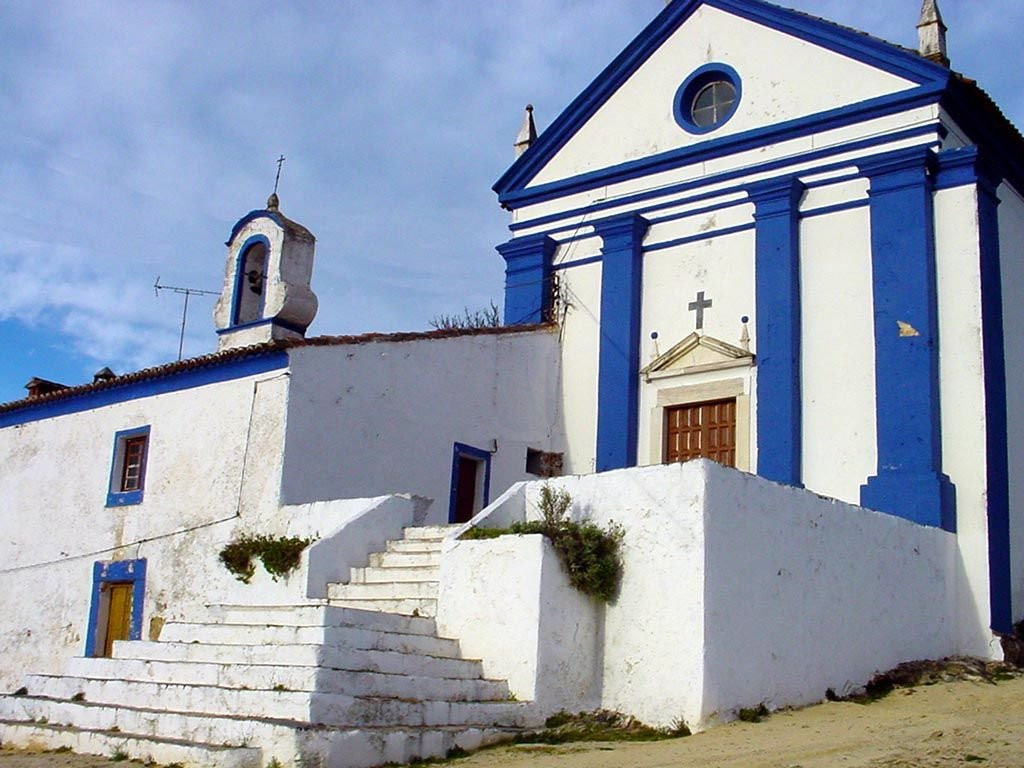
[93,367,117,383]
[266,192,280,212]
[514,105,537,158]
[739,316,750,352]
[917,0,949,68]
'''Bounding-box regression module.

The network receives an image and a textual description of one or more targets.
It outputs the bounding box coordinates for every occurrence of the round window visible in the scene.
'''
[673,64,741,135]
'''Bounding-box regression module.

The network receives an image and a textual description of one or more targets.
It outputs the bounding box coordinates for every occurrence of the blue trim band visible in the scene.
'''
[594,213,649,472]
[106,425,151,507]
[216,316,307,336]
[748,177,805,486]
[447,442,493,523]
[508,123,941,234]
[85,558,147,657]
[0,352,289,429]
[499,85,945,209]
[498,234,557,325]
[800,199,869,219]
[858,146,955,530]
[552,254,603,272]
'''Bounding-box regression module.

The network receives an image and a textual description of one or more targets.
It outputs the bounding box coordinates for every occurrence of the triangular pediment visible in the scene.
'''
[641,332,754,381]
[494,0,950,207]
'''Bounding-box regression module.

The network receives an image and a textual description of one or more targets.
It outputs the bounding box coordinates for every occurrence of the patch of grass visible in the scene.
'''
[110,748,130,762]
[836,657,1021,705]
[271,684,289,692]
[737,704,769,723]
[70,692,85,702]
[53,746,72,753]
[458,527,507,540]
[518,709,687,744]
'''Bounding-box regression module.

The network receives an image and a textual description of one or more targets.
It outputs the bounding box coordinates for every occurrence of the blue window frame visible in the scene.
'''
[673,63,742,135]
[106,425,150,507]
[84,558,147,657]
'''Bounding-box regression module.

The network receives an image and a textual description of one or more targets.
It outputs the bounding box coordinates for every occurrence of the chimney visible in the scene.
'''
[514,105,537,158]
[24,377,68,399]
[93,367,117,384]
[917,0,949,68]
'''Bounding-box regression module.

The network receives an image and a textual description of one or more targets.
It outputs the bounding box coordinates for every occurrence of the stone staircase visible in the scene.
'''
[0,526,538,768]
[327,525,448,617]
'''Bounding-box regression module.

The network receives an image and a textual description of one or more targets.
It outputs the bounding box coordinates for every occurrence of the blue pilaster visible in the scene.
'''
[594,213,649,472]
[938,147,1011,632]
[497,234,557,325]
[749,177,805,486]
[859,147,955,530]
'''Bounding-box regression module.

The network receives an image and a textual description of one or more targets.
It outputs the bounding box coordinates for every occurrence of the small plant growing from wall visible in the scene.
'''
[219,534,313,583]
[463,484,624,602]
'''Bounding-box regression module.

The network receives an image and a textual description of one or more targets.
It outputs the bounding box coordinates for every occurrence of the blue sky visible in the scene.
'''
[1,0,1021,404]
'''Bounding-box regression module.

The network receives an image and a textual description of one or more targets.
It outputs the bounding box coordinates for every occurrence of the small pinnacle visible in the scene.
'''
[917,0,949,67]
[514,104,538,159]
[267,192,280,212]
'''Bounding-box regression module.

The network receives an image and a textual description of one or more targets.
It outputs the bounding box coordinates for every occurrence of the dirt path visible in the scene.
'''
[2,676,1023,768]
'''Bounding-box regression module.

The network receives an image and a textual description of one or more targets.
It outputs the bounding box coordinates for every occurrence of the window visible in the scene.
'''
[107,426,150,506]
[673,63,742,135]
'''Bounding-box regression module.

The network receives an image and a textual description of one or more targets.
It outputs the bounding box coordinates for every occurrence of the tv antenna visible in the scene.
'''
[154,278,219,361]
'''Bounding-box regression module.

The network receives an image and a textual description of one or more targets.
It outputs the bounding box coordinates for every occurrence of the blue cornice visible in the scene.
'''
[493,0,950,202]
[226,210,283,247]
[0,351,289,429]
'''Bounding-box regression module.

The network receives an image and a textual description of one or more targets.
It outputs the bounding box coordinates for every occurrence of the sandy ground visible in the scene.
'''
[1,676,1022,768]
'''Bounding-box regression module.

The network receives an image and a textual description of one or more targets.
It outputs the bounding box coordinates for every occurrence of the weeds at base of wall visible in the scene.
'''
[219,535,314,583]
[517,709,690,744]
[737,704,769,723]
[459,485,624,602]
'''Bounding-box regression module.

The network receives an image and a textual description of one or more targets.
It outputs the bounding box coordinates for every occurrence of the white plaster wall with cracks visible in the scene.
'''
[279,328,564,523]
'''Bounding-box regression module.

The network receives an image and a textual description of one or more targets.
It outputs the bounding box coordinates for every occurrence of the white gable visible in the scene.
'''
[529,5,915,186]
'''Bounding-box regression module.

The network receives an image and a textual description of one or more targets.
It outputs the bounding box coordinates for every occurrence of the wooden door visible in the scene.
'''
[664,399,737,467]
[453,456,479,523]
[102,583,133,658]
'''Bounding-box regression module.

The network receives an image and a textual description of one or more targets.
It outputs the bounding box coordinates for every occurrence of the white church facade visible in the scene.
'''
[1,1,1022,766]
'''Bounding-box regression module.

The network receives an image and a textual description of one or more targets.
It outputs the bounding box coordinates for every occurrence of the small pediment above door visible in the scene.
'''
[640,332,754,381]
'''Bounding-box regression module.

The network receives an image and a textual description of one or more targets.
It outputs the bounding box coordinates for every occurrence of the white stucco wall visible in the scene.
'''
[279,329,563,523]
[934,184,996,653]
[998,182,1024,624]
[444,462,969,730]
[799,205,877,502]
[700,463,957,721]
[0,369,292,691]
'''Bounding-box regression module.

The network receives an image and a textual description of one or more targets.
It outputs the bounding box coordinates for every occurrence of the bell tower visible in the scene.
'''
[213,193,319,350]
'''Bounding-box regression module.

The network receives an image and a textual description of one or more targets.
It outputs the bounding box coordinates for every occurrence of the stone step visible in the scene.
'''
[4,687,538,730]
[348,564,439,584]
[158,621,460,657]
[0,695,300,753]
[327,597,438,618]
[202,603,439,635]
[327,580,439,601]
[60,659,510,702]
[0,713,520,768]
[386,539,445,555]
[368,550,440,568]
[113,641,485,679]
[401,526,458,541]
[0,720,261,768]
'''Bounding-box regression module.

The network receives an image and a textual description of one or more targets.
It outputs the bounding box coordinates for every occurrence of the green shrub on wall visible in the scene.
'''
[462,485,624,602]
[219,535,313,583]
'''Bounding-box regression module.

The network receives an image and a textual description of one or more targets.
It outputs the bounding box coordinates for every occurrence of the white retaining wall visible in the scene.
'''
[438,461,964,729]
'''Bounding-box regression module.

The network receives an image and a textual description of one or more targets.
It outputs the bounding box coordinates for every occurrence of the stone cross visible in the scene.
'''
[688,290,713,330]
